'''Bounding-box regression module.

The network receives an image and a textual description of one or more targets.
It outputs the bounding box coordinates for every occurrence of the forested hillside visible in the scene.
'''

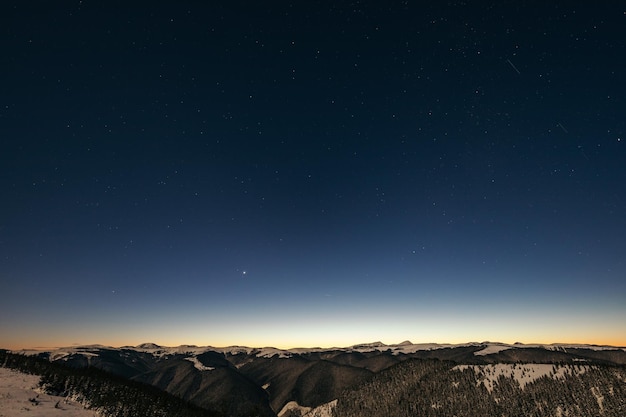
[0,350,222,417]
[332,359,626,417]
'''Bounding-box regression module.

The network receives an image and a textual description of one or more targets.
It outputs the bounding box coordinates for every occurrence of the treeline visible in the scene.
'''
[332,358,626,417]
[0,349,223,417]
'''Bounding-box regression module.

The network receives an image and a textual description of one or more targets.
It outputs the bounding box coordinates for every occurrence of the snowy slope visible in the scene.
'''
[0,368,96,417]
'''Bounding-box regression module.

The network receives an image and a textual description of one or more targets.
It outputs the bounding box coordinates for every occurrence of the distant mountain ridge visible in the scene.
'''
[45,339,623,357]
[10,341,626,417]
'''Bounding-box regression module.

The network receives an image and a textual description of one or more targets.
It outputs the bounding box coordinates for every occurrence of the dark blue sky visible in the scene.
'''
[1,1,625,348]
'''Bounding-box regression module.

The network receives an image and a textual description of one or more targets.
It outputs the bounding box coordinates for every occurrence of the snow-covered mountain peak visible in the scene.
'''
[135,342,162,350]
[350,341,387,350]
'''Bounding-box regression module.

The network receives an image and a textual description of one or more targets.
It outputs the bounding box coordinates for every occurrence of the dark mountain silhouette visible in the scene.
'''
[132,356,275,417]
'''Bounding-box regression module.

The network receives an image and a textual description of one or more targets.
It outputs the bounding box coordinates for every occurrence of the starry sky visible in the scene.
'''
[1,1,625,350]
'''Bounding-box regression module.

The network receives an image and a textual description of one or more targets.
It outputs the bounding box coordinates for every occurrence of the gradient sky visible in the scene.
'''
[1,1,625,350]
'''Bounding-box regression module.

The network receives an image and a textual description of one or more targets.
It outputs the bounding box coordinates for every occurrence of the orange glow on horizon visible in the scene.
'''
[4,335,625,351]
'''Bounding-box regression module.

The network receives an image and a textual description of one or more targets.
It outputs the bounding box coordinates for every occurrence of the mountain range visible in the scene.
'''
[9,341,626,417]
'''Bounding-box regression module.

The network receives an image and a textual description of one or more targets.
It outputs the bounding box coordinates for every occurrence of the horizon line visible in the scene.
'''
[7,339,626,351]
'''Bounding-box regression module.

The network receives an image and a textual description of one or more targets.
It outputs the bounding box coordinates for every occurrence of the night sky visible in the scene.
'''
[2,1,625,350]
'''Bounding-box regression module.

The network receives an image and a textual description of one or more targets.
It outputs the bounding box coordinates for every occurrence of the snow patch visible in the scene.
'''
[471,342,626,356]
[305,399,337,417]
[348,341,471,355]
[50,352,71,361]
[278,400,311,417]
[591,386,604,411]
[454,364,591,392]
[184,357,214,371]
[132,345,214,358]
[493,342,625,352]
[213,346,293,358]
[254,348,294,358]
[277,399,337,417]
[474,344,512,356]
